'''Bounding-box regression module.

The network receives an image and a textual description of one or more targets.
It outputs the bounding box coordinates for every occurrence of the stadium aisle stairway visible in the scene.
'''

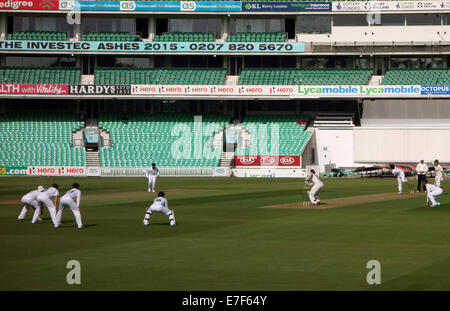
[98,113,230,167]
[0,113,86,167]
[235,115,312,156]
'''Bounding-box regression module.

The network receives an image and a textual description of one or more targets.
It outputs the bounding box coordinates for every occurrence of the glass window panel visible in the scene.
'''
[406,14,441,25]
[229,19,284,34]
[296,15,331,34]
[333,15,368,26]
[375,14,405,26]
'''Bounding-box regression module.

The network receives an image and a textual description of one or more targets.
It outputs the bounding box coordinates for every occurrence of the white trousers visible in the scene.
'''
[148,176,157,191]
[435,175,443,188]
[36,194,58,226]
[56,197,83,228]
[146,205,171,215]
[397,176,407,193]
[309,183,323,203]
[428,188,443,206]
[18,196,39,220]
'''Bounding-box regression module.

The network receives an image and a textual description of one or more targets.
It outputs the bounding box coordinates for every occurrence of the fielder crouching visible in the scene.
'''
[143,191,176,226]
[56,183,84,229]
[305,169,323,205]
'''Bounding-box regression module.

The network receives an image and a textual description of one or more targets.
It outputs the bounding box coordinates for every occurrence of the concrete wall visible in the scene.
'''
[315,128,355,171]
[354,127,450,163]
[299,25,450,44]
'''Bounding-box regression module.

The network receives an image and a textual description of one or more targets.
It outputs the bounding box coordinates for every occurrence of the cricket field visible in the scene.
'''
[0,177,449,290]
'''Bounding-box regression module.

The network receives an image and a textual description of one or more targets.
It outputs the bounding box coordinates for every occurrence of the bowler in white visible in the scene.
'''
[18,185,45,221]
[35,184,59,227]
[56,183,84,229]
[390,164,408,194]
[143,191,176,226]
[146,163,160,193]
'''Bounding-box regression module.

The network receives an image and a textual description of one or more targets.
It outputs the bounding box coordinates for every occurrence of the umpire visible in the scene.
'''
[416,159,429,192]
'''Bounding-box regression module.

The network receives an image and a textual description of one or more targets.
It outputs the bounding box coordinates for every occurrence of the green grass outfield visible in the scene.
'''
[0,176,449,290]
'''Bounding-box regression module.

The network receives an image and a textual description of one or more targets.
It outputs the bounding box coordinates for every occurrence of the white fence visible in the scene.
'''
[100,167,217,177]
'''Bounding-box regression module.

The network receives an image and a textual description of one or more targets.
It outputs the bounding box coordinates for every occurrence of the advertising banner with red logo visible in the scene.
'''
[28,166,86,176]
[0,0,59,10]
[234,155,301,166]
[131,85,297,96]
[0,84,69,95]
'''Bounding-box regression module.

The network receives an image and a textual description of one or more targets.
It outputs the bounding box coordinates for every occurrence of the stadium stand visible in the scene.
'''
[7,31,67,41]
[381,69,450,85]
[0,67,80,84]
[81,32,140,42]
[95,68,227,85]
[235,115,312,156]
[238,69,373,85]
[227,32,286,42]
[0,113,86,167]
[98,113,230,167]
[154,32,214,42]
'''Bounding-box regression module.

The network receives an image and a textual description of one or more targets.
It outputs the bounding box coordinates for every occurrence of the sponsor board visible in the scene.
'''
[232,168,306,178]
[213,167,231,177]
[421,85,450,95]
[28,166,86,176]
[131,85,298,96]
[234,155,301,166]
[0,167,27,175]
[0,0,59,10]
[86,167,101,177]
[69,85,131,95]
[298,85,422,97]
[0,40,304,53]
[58,0,240,11]
[0,84,69,95]
[332,1,450,12]
[242,1,332,12]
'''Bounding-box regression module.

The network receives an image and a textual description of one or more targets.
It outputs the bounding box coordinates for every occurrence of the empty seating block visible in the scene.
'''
[239,69,373,85]
[7,31,67,41]
[154,32,214,42]
[227,32,286,42]
[0,67,80,84]
[95,68,227,85]
[81,32,140,42]
[98,113,230,167]
[382,69,450,85]
[0,113,86,167]
[235,115,312,157]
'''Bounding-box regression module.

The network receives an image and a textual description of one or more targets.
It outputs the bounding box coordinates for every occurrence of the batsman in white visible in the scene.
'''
[146,163,160,193]
[143,191,176,226]
[434,159,444,188]
[35,183,59,227]
[18,185,45,222]
[390,164,408,194]
[423,180,443,207]
[305,169,323,205]
[55,183,84,229]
